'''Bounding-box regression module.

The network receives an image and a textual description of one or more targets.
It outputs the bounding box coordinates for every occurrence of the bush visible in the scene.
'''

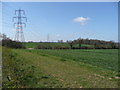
[54,45,70,49]
[81,46,94,49]
[2,39,26,49]
[35,44,52,49]
[36,43,70,49]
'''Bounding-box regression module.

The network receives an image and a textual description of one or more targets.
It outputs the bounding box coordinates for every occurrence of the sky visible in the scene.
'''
[1,0,119,2]
[1,2,118,42]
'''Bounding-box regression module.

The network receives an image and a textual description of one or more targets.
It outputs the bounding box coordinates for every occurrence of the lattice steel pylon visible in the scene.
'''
[12,9,27,42]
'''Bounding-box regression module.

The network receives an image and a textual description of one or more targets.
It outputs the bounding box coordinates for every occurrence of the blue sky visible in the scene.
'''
[1,2,118,42]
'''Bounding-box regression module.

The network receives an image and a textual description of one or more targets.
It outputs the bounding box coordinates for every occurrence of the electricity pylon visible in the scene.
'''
[47,34,50,42]
[12,9,27,42]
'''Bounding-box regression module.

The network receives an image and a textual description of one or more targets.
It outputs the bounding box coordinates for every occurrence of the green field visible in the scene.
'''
[2,47,119,88]
[26,49,118,71]
[24,42,69,48]
[24,42,94,49]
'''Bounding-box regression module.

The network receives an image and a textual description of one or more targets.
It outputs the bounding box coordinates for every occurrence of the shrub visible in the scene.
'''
[35,44,52,49]
[2,39,26,49]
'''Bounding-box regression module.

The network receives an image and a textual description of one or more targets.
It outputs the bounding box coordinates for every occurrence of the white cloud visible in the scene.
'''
[73,17,90,25]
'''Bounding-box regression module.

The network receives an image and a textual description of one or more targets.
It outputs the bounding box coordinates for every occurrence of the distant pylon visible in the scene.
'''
[47,34,50,42]
[12,9,27,42]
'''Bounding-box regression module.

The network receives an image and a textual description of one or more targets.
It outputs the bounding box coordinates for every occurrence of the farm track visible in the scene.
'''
[13,49,118,88]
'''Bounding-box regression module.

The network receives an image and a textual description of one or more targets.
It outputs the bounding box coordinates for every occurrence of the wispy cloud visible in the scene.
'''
[73,17,90,25]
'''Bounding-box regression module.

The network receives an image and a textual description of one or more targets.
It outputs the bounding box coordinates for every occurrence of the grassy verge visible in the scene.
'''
[2,47,63,88]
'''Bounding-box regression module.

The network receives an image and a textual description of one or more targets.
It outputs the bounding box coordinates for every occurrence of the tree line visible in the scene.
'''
[0,33,119,49]
[67,38,119,49]
[1,34,25,49]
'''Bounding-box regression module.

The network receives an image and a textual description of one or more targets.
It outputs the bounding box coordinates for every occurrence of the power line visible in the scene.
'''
[2,21,12,26]
[2,17,13,25]
[1,7,14,18]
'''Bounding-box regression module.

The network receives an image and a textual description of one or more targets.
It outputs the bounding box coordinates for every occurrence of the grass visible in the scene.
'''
[23,42,40,48]
[0,46,2,89]
[2,47,119,88]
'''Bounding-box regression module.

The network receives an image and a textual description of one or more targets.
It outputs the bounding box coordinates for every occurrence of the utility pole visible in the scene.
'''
[12,9,27,42]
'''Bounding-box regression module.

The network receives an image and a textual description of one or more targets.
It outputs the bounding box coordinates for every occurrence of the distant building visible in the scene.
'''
[58,40,63,43]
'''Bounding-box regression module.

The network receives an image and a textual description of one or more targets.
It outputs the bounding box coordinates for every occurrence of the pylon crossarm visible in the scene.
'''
[12,17,17,22]
[22,23,26,28]
[13,23,17,28]
[22,17,27,22]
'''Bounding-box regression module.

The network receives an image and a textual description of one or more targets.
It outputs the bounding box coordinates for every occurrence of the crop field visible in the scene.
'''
[2,46,119,88]
[24,42,94,49]
[27,49,118,71]
[24,42,70,48]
